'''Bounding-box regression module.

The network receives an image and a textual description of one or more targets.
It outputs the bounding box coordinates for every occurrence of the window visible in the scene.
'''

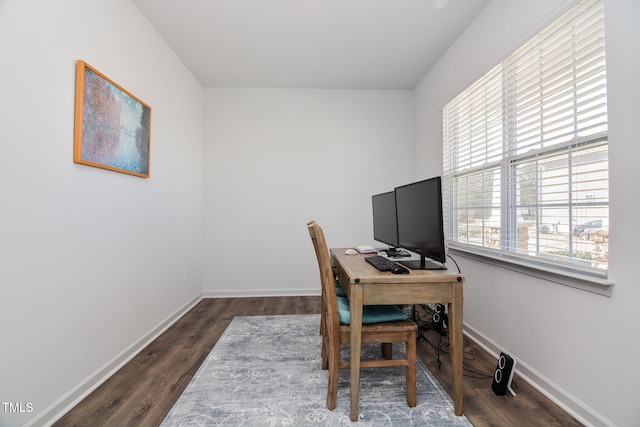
[442,0,609,284]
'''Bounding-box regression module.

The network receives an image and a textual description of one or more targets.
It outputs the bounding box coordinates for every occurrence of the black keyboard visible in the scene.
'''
[365,255,398,271]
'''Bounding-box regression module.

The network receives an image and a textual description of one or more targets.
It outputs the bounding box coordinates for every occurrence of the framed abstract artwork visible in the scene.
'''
[74,60,151,178]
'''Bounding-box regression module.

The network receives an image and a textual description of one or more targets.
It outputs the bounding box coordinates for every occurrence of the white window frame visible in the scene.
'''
[442,0,612,295]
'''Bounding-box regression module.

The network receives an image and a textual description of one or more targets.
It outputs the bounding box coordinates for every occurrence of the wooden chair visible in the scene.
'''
[307,220,348,370]
[307,221,417,412]
[307,220,389,370]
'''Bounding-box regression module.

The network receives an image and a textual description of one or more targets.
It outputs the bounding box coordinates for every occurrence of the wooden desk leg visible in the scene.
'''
[349,285,364,422]
[449,281,464,416]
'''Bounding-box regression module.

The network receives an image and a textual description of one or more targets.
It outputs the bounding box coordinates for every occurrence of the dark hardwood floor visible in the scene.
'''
[54,297,582,426]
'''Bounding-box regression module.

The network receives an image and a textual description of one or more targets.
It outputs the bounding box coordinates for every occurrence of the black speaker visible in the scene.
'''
[432,303,448,333]
[492,352,516,396]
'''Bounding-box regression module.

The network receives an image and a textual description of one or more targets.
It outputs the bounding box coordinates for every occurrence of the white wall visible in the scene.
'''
[413,0,640,426]
[0,1,204,426]
[202,88,414,296]
[2,0,637,426]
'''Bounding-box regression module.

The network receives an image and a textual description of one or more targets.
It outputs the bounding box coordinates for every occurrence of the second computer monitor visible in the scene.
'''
[372,191,398,248]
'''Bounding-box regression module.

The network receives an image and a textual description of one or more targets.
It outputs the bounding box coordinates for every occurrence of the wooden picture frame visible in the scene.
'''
[74,60,151,178]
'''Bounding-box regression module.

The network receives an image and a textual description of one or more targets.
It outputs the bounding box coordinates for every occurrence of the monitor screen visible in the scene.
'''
[372,191,398,248]
[395,177,447,270]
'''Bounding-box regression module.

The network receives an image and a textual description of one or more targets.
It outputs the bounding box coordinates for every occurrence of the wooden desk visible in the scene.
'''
[330,248,465,421]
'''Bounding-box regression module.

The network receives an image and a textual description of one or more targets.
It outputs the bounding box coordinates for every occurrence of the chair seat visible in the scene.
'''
[337,296,407,325]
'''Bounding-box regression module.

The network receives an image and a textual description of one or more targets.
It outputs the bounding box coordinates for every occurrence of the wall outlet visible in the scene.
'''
[184,268,190,283]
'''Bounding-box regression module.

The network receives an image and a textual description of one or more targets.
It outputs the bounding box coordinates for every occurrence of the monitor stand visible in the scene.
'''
[381,247,410,258]
[398,255,447,270]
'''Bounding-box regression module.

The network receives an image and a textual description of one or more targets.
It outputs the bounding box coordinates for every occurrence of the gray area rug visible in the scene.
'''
[160,314,472,426]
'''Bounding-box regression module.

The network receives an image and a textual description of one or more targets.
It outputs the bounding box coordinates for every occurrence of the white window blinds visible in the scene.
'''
[442,0,608,278]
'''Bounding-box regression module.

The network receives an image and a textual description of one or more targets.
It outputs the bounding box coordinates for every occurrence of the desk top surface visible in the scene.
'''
[330,248,465,285]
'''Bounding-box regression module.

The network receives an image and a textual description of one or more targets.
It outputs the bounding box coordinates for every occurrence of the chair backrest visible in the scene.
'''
[307,221,340,337]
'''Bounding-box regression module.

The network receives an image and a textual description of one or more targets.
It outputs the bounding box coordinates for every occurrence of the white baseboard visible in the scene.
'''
[463,323,614,427]
[28,293,203,427]
[204,288,320,298]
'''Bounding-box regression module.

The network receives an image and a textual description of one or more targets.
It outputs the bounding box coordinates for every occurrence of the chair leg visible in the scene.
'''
[321,337,328,370]
[406,331,417,407]
[381,342,393,360]
[326,337,340,410]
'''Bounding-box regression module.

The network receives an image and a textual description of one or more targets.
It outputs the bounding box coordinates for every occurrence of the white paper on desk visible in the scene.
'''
[355,245,378,254]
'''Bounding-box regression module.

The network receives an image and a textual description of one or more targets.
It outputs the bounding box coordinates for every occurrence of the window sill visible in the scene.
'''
[448,245,614,297]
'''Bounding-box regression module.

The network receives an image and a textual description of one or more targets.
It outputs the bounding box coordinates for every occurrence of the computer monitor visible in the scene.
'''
[372,191,406,257]
[395,177,447,270]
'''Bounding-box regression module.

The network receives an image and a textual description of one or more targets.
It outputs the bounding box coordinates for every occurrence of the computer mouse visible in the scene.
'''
[345,248,358,255]
[391,265,409,274]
